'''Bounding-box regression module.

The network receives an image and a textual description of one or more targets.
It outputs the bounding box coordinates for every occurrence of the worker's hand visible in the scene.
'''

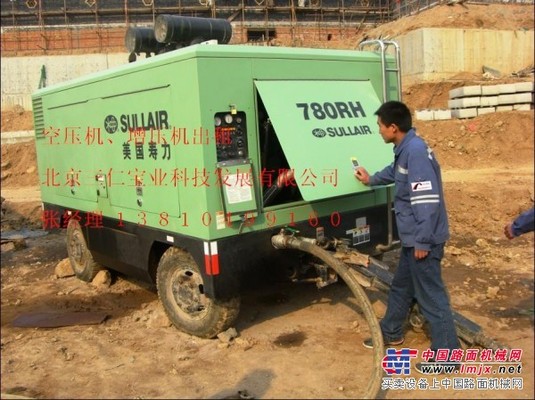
[354,166,370,185]
[414,249,429,260]
[504,223,515,240]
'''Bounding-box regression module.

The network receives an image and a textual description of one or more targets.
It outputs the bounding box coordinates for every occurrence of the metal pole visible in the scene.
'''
[124,0,128,26]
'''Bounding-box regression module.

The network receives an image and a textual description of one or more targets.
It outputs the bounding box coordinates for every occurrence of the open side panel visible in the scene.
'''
[255,79,392,202]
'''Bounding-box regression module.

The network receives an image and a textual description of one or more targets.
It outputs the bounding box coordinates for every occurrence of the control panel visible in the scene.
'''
[214,111,248,162]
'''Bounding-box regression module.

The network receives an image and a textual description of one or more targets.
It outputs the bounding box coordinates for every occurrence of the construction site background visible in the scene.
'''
[2,0,532,55]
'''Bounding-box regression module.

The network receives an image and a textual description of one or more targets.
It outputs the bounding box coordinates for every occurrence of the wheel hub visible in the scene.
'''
[171,269,208,317]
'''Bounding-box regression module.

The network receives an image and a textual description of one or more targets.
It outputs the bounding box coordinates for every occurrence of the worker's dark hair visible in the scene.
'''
[374,101,412,133]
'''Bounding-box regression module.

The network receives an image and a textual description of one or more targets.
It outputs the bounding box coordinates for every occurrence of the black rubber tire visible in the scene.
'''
[156,247,240,338]
[66,219,103,282]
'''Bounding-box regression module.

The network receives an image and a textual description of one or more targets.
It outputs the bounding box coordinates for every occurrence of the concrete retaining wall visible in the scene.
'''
[1,27,534,110]
[1,53,129,110]
[399,28,534,85]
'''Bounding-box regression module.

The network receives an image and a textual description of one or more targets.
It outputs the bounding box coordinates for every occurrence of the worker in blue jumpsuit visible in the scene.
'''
[504,208,534,239]
[355,101,460,371]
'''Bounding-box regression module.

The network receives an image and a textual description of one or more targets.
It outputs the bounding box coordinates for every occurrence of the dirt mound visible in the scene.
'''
[1,142,41,230]
[1,108,34,132]
[358,3,534,42]
[415,110,534,169]
[402,78,534,110]
[1,142,39,188]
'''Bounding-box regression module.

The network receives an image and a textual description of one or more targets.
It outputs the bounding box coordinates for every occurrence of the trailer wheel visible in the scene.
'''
[157,247,240,338]
[66,219,103,282]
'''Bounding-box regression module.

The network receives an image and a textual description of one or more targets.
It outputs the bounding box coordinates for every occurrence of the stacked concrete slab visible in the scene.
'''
[449,82,534,118]
[416,82,534,120]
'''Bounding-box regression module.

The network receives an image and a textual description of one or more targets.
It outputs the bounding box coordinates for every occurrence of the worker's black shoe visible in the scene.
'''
[415,359,461,375]
[362,337,404,349]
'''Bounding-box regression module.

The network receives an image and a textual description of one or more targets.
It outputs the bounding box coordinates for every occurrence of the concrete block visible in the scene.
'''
[479,96,499,107]
[481,85,500,96]
[451,108,478,119]
[449,85,482,99]
[449,88,462,100]
[1,130,35,144]
[514,81,534,93]
[448,97,480,109]
[498,84,517,94]
[496,105,514,112]
[514,92,533,103]
[497,94,516,105]
[415,109,435,121]
[497,93,533,105]
[513,104,532,111]
[477,107,495,116]
[433,109,452,120]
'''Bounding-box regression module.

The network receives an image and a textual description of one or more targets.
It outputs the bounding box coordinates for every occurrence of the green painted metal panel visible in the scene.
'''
[39,101,97,203]
[254,79,392,201]
[33,44,399,240]
[99,85,181,217]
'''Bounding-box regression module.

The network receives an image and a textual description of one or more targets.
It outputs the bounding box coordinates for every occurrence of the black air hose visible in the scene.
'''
[272,233,384,399]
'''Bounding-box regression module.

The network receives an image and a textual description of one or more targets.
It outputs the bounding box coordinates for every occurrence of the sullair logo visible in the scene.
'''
[120,110,169,133]
[104,110,170,133]
[104,115,118,134]
[312,128,327,138]
[327,125,372,136]
[311,125,373,138]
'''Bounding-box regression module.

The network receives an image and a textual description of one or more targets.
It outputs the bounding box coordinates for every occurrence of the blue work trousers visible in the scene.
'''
[380,243,460,353]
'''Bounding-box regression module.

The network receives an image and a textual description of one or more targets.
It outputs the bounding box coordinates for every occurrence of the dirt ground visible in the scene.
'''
[1,3,534,400]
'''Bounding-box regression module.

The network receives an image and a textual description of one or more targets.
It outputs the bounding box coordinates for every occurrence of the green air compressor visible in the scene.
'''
[33,16,402,339]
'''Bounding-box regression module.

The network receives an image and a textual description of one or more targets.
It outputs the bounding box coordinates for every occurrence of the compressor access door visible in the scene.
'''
[255,80,392,201]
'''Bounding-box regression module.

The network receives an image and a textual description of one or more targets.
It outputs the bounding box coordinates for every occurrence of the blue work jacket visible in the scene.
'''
[369,129,450,250]
[512,208,534,236]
